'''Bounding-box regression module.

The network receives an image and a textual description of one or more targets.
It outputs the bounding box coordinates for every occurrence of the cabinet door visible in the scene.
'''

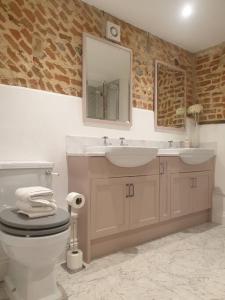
[160,174,171,221]
[129,175,159,229]
[171,173,192,218]
[191,172,210,213]
[91,178,129,239]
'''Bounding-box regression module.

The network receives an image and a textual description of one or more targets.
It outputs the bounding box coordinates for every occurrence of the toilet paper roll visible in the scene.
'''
[67,249,83,271]
[66,192,85,209]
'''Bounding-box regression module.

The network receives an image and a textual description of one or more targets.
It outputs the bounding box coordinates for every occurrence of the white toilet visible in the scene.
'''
[0,161,70,300]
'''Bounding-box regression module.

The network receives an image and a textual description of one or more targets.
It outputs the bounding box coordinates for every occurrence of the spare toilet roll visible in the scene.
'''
[66,192,85,209]
[67,249,83,271]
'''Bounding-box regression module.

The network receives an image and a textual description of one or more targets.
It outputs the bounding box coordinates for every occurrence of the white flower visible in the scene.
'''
[187,104,203,114]
[176,107,186,116]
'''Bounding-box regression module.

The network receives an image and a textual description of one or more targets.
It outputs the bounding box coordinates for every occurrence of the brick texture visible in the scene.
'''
[157,64,185,127]
[195,42,225,124]
[0,0,194,111]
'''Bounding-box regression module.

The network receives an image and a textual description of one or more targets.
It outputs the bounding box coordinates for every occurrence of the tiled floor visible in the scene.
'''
[0,284,7,300]
[0,282,67,300]
[2,223,225,300]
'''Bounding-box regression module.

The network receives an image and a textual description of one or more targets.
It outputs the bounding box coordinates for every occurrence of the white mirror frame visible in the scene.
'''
[154,60,187,133]
[82,33,133,127]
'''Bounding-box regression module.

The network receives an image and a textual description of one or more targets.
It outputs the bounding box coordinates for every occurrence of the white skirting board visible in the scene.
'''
[212,191,225,224]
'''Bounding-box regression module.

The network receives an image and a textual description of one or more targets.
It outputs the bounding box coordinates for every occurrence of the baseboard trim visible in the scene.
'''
[212,213,225,225]
[91,210,210,260]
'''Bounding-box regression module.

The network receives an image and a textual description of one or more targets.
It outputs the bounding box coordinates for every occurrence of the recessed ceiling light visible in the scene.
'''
[181,4,193,18]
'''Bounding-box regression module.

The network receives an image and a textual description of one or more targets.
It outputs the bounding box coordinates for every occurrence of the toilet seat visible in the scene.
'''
[0,208,70,237]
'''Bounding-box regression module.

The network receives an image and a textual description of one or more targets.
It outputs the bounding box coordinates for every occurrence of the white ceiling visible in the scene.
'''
[83,0,225,53]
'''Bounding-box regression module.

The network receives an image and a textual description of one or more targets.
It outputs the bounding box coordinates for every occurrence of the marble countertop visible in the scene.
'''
[66,136,216,159]
[67,147,215,158]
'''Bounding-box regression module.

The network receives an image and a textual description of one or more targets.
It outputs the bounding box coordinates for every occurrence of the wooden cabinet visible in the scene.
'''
[129,175,159,229]
[191,172,210,213]
[159,174,171,221]
[67,155,214,262]
[171,173,192,218]
[91,175,159,238]
[160,157,213,221]
[170,171,211,217]
[91,178,129,239]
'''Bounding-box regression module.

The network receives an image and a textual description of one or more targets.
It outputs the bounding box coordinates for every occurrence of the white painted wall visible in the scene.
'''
[199,124,224,194]
[0,83,188,277]
[0,84,188,207]
[199,124,225,223]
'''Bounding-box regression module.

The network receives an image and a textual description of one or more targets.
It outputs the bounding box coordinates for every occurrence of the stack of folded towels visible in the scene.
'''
[15,186,57,218]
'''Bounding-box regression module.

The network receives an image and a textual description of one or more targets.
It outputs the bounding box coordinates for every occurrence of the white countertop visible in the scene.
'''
[67,152,105,157]
[67,147,215,158]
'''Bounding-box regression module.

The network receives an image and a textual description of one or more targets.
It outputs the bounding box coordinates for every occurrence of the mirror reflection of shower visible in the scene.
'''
[84,34,131,124]
[87,79,120,121]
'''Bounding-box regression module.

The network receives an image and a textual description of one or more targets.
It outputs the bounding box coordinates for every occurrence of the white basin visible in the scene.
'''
[85,146,158,167]
[158,148,215,165]
[106,146,158,167]
[179,148,215,165]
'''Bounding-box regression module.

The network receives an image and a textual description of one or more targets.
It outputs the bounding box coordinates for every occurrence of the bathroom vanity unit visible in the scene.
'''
[67,151,215,263]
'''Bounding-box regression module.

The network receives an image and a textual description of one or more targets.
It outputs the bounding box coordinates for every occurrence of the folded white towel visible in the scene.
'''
[16,200,57,212]
[17,210,56,219]
[29,198,55,207]
[16,200,57,219]
[15,186,57,218]
[15,186,54,203]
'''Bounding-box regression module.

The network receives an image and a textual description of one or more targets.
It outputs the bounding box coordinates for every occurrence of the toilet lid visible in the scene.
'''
[0,208,70,237]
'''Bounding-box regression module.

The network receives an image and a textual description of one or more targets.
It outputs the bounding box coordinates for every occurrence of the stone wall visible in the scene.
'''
[195,42,225,124]
[0,0,194,110]
[157,65,185,128]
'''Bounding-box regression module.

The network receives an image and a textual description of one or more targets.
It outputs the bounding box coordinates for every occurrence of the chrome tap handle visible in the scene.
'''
[119,137,128,146]
[102,136,111,146]
[120,137,125,146]
[168,140,173,148]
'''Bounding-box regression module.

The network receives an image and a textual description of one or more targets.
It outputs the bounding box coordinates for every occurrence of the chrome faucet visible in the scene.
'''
[168,140,173,148]
[102,136,111,146]
[120,137,128,146]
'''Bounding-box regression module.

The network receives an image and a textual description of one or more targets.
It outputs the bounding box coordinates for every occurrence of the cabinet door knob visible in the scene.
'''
[190,178,198,188]
[126,184,130,198]
[194,178,197,188]
[160,162,164,175]
[190,178,194,188]
[130,184,134,197]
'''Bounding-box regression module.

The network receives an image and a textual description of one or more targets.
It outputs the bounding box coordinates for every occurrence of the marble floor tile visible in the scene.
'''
[0,283,8,300]
[2,223,225,300]
[57,223,225,300]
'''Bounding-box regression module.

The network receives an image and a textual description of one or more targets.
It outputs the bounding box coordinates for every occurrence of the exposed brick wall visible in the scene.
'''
[0,0,194,110]
[195,42,225,124]
[157,65,185,127]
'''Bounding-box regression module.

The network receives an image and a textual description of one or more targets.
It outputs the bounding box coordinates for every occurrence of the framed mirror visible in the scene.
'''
[154,60,186,131]
[83,33,132,126]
